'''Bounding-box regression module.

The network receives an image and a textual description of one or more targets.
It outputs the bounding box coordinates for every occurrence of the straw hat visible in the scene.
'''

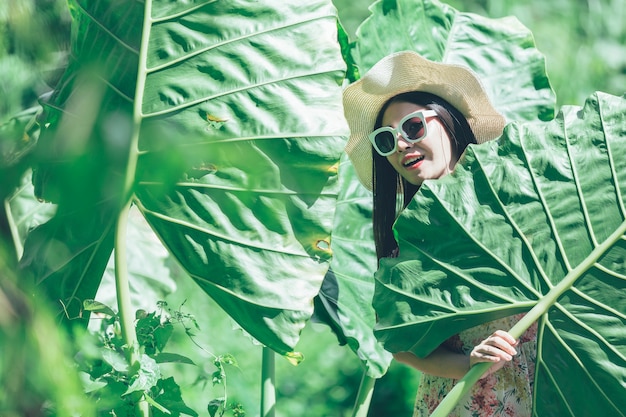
[343,51,506,190]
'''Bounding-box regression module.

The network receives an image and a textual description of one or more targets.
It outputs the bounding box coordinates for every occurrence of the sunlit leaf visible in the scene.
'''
[375,92,626,415]
[322,0,556,378]
[24,0,348,355]
[354,0,555,122]
[316,155,392,378]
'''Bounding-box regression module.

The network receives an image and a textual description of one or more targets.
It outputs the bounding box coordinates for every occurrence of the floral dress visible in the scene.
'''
[413,314,537,417]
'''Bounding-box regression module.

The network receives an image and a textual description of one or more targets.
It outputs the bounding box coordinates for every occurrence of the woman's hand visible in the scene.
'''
[470,330,518,379]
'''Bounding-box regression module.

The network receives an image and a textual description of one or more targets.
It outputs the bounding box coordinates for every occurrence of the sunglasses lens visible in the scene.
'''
[402,117,426,141]
[374,131,396,154]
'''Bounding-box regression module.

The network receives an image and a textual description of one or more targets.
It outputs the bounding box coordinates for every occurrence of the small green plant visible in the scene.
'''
[77,300,244,417]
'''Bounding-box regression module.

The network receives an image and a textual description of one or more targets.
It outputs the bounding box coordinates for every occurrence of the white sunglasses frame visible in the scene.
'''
[368,109,438,156]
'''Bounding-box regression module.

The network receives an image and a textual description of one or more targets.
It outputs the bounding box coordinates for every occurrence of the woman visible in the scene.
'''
[343,51,537,416]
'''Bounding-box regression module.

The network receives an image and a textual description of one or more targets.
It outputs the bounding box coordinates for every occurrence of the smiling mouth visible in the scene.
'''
[403,155,424,168]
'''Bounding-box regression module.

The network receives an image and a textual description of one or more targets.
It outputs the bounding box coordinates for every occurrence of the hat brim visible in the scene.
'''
[343,51,505,190]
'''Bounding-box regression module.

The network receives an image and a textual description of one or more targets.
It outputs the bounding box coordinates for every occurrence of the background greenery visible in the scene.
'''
[1,0,623,416]
[335,0,625,106]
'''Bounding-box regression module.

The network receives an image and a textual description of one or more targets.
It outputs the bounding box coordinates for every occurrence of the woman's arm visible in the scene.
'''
[393,330,518,380]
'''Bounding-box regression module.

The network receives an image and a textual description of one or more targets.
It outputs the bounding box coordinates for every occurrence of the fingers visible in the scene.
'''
[489,330,518,356]
[470,330,518,368]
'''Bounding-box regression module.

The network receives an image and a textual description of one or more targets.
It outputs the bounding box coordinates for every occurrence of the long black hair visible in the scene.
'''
[372,91,477,260]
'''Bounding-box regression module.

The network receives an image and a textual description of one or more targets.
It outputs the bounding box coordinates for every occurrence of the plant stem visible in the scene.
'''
[115,201,150,417]
[261,347,276,417]
[351,371,375,417]
[112,0,153,412]
[114,202,139,356]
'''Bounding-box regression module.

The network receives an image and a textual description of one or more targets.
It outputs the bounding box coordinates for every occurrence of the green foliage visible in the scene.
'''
[353,0,556,121]
[321,0,555,382]
[78,300,243,417]
[376,92,626,415]
[0,0,69,119]
[446,0,626,106]
[20,0,348,358]
[0,264,93,417]
[1,0,624,416]
[334,0,626,106]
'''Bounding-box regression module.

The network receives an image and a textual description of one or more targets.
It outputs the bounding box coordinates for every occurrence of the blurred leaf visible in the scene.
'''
[0,108,41,259]
[3,171,56,257]
[0,271,94,416]
[83,299,117,317]
[0,56,46,122]
[319,0,556,378]
[217,353,238,367]
[154,353,195,366]
[79,371,108,393]
[375,92,626,415]
[207,398,225,417]
[102,349,128,373]
[24,0,347,357]
[0,107,39,171]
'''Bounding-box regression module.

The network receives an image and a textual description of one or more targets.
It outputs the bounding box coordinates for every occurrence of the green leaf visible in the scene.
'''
[0,106,39,182]
[1,108,43,262]
[21,71,121,325]
[0,275,94,416]
[26,0,347,357]
[98,206,178,313]
[153,353,195,366]
[354,0,555,122]
[336,21,360,83]
[151,377,198,417]
[375,92,626,415]
[217,353,238,367]
[102,349,129,373]
[136,312,174,355]
[78,371,108,393]
[124,354,161,395]
[316,155,392,378]
[3,170,55,260]
[207,398,225,417]
[83,299,117,317]
[321,0,556,378]
[131,0,347,355]
[20,204,116,324]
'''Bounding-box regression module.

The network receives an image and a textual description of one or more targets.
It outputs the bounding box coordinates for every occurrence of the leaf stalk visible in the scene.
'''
[431,220,626,416]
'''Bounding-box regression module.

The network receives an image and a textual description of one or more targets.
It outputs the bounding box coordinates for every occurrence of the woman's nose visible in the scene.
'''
[396,134,413,152]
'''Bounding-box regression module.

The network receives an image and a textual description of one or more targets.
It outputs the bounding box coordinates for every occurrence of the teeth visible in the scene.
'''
[403,156,424,167]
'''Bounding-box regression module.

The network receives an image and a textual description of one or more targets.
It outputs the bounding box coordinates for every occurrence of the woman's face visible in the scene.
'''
[381,100,458,186]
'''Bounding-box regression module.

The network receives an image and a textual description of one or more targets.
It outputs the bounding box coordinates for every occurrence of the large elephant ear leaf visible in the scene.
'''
[315,154,392,378]
[321,0,555,377]
[354,0,555,122]
[374,91,626,415]
[133,1,347,357]
[23,0,348,355]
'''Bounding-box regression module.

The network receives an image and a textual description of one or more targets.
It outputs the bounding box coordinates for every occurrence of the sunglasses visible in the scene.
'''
[368,110,438,156]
